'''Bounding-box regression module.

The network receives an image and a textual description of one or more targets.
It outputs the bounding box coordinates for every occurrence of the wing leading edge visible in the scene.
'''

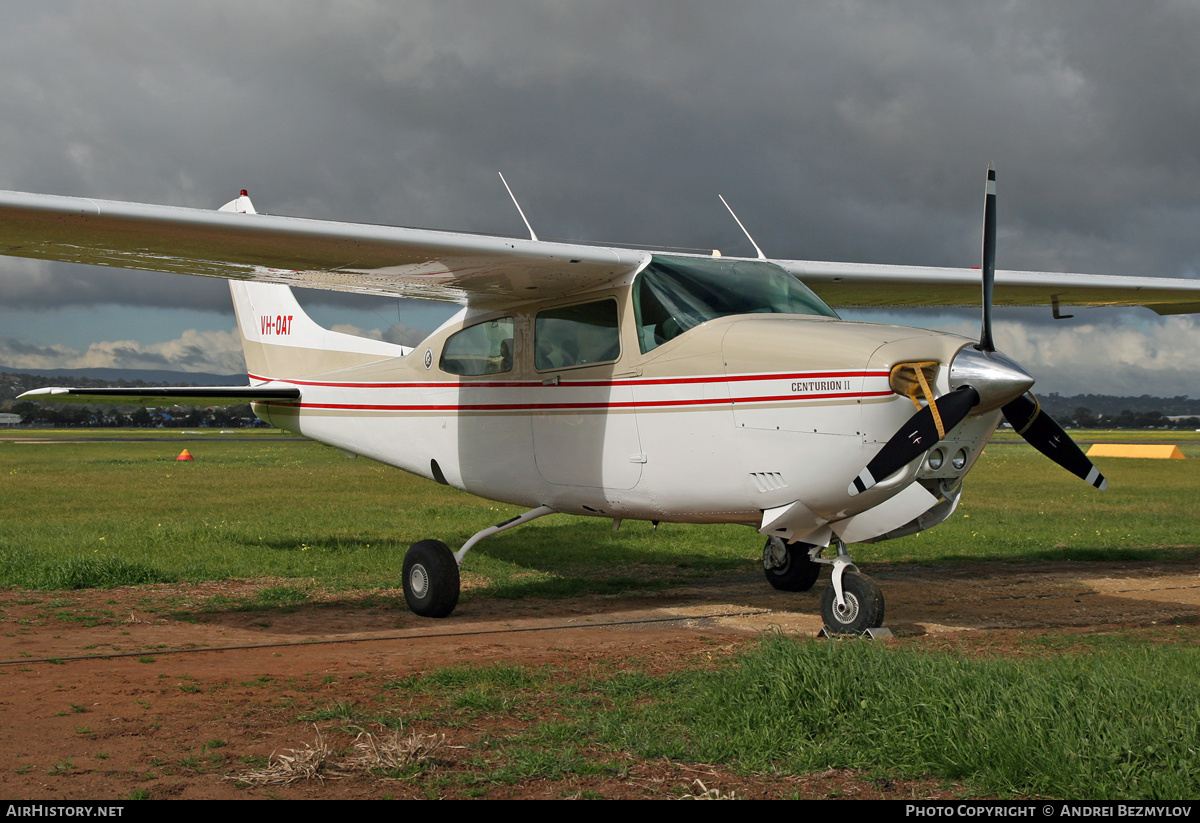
[2,188,1199,313]
[0,190,647,304]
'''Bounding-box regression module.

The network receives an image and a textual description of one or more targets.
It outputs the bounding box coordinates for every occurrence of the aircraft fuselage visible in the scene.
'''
[250,264,996,547]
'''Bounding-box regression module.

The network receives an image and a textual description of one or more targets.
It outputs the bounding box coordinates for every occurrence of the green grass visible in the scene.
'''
[874,444,1200,564]
[588,634,1200,799]
[0,435,751,595]
[362,640,1200,799]
[7,430,1200,797]
[4,430,1200,594]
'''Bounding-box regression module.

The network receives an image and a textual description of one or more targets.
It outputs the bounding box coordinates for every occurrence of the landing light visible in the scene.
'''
[927,449,944,471]
[952,449,968,471]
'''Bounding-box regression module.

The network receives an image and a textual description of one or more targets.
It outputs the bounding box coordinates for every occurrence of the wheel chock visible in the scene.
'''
[818,625,894,640]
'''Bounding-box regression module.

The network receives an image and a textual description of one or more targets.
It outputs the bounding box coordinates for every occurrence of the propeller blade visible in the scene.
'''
[1002,393,1107,490]
[979,164,997,353]
[849,385,980,496]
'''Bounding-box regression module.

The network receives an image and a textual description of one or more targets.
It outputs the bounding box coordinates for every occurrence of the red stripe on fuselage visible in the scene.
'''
[247,369,894,414]
[247,369,888,390]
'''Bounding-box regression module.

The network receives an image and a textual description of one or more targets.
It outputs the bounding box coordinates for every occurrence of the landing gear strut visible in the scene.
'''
[762,537,887,634]
[820,570,885,634]
[817,541,886,634]
[402,505,557,618]
[762,537,821,592]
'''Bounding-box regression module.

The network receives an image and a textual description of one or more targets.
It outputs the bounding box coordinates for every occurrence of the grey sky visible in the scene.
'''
[1,1,1198,395]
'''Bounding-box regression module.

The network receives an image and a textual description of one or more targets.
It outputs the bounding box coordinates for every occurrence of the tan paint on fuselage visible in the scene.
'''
[241,340,401,383]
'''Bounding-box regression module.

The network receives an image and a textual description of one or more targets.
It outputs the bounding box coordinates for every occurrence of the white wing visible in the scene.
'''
[3,188,1199,313]
[0,190,646,304]
[782,259,1200,314]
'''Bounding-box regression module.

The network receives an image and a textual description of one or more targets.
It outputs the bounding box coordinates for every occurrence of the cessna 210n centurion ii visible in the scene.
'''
[7,169,1200,633]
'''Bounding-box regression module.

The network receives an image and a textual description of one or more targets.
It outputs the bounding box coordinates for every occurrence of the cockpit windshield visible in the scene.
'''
[633,255,839,353]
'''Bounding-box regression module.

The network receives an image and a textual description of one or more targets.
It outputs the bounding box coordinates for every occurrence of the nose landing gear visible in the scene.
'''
[817,541,886,635]
[820,569,885,634]
[763,537,887,635]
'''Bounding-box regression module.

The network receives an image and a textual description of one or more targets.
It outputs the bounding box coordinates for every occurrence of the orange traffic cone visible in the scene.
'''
[176,449,194,461]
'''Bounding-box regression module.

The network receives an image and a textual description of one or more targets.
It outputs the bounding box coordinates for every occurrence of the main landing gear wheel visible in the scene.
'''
[762,537,820,592]
[403,539,460,618]
[820,571,885,634]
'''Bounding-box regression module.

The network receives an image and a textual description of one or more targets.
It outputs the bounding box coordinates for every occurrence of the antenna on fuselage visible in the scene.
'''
[499,172,539,242]
[718,195,766,260]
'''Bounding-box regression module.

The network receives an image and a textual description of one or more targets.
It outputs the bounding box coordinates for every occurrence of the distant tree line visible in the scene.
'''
[1061,407,1200,430]
[6,399,263,429]
[1039,392,1200,418]
[1036,393,1200,429]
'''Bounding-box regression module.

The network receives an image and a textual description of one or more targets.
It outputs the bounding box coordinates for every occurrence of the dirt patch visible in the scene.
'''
[3,558,1199,800]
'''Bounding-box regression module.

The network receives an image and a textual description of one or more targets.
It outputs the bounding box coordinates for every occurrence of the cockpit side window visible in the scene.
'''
[534,299,620,371]
[440,317,515,376]
[633,255,840,353]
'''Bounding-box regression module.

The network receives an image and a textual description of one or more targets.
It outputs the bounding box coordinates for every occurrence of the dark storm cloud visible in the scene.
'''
[5,2,1198,260]
[0,1,1198,390]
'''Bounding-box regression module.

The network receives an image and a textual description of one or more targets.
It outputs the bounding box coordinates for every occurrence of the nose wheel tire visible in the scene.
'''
[820,571,885,634]
[403,539,460,618]
[762,537,821,592]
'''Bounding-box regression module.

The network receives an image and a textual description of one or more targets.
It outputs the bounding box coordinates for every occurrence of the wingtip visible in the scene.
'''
[17,387,64,399]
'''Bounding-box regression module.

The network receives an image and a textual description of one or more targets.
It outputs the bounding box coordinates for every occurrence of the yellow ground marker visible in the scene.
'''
[1086,443,1185,459]
[176,449,194,461]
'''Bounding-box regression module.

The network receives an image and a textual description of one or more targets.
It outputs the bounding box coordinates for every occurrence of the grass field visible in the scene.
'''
[1,430,756,595]
[4,428,1200,593]
[4,428,1200,798]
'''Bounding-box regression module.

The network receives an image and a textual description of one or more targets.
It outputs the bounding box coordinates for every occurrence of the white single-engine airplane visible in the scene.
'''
[6,170,1200,632]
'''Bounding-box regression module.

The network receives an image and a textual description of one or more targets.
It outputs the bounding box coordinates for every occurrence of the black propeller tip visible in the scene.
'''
[1001,393,1107,491]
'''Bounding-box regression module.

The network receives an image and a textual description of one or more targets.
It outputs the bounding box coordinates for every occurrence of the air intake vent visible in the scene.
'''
[750,472,788,493]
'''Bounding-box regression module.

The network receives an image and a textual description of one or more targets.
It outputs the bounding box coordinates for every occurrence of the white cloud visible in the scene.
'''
[330,323,383,341]
[0,328,246,374]
[936,314,1200,397]
[329,322,432,347]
